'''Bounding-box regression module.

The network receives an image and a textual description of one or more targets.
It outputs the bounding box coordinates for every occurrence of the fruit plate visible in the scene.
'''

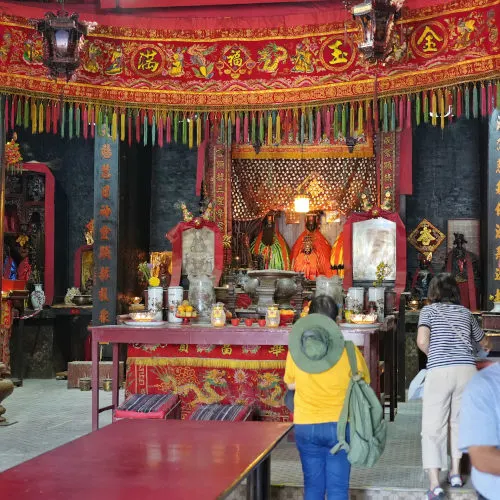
[124,321,166,327]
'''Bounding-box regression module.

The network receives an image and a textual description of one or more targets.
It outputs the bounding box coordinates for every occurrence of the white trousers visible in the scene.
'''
[421,364,477,470]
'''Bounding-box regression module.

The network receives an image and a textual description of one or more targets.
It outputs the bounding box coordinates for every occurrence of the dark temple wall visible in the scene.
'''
[149,143,198,252]
[405,118,488,293]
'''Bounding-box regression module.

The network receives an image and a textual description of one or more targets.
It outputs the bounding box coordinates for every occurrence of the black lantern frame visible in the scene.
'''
[33,8,88,81]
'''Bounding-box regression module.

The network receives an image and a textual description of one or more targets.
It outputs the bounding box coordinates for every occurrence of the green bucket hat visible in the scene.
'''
[289,313,345,374]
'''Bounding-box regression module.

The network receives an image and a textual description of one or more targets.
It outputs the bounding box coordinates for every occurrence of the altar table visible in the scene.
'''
[0,419,292,500]
[91,323,379,431]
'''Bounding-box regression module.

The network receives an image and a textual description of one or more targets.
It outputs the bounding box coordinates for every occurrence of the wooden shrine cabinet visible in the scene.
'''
[4,163,55,305]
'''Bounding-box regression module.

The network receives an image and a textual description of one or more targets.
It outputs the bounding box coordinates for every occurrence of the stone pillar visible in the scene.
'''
[486,109,500,307]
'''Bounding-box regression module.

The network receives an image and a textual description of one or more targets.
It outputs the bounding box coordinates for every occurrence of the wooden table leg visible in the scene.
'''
[112,342,119,421]
[246,456,271,500]
[91,337,99,432]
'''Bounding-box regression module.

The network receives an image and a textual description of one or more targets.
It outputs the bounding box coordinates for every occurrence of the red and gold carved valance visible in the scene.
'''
[0,0,498,111]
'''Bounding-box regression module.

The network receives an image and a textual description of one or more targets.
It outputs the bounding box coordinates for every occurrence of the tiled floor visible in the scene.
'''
[0,381,477,499]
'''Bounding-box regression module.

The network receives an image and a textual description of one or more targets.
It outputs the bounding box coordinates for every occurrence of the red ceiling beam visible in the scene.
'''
[99,0,330,8]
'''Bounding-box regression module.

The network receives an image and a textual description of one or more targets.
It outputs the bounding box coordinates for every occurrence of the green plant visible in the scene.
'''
[138,261,152,282]
[373,262,390,287]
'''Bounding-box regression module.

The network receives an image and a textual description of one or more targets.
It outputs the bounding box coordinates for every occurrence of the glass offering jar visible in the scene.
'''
[188,274,215,323]
[266,304,280,328]
[211,303,226,328]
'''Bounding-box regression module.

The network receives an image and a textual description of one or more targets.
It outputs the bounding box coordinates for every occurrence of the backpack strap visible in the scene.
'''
[331,341,357,455]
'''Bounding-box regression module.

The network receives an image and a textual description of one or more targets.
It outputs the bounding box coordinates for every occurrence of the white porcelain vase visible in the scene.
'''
[31,284,45,310]
[147,286,164,321]
[368,287,385,323]
[167,286,184,323]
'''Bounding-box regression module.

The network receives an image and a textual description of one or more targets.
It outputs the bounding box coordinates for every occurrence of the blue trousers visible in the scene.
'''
[294,422,351,500]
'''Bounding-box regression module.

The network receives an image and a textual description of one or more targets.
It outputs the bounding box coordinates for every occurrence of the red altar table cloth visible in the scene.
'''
[0,419,292,500]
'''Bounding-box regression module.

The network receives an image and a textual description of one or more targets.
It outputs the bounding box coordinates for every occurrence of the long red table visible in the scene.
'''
[90,323,380,430]
[0,419,292,500]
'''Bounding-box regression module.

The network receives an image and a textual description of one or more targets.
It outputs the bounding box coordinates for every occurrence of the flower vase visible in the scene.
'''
[31,284,45,310]
[368,287,385,322]
[147,286,164,321]
[491,302,500,313]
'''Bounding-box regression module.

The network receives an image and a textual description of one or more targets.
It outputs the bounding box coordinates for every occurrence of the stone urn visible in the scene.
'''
[0,363,14,424]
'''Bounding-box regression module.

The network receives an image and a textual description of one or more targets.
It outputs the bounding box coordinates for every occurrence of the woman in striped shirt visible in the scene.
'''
[417,273,491,500]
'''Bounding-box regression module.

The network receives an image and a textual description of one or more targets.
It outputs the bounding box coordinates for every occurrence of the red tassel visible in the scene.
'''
[283,110,290,144]
[135,112,140,143]
[481,85,487,117]
[243,112,249,143]
[10,96,15,131]
[405,96,411,129]
[166,114,172,143]
[487,83,493,115]
[315,108,321,143]
[82,105,88,139]
[235,113,241,144]
[53,102,59,135]
[399,96,404,130]
[325,107,331,139]
[90,106,95,138]
[45,101,51,132]
[456,88,462,118]
[158,116,164,148]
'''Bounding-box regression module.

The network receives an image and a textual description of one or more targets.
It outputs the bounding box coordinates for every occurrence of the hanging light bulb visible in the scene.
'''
[294,194,310,213]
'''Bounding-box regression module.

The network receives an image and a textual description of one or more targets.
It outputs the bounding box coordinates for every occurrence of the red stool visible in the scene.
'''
[114,394,181,420]
[189,404,254,421]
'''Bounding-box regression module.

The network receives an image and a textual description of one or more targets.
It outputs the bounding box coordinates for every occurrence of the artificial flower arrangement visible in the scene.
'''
[373,262,391,287]
[5,132,23,173]
[489,290,500,303]
[138,261,160,287]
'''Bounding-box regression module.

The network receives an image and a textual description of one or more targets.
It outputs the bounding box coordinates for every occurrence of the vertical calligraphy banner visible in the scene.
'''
[93,125,119,327]
[487,109,500,305]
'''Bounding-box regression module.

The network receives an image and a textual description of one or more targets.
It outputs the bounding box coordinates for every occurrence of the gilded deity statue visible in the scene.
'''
[250,213,290,270]
[290,213,332,281]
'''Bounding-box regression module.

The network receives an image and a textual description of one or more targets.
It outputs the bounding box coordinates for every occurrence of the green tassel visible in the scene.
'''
[472,85,478,118]
[383,99,389,132]
[390,99,396,131]
[181,116,187,145]
[300,110,305,144]
[227,117,232,148]
[173,112,178,142]
[465,86,470,119]
[143,114,148,146]
[333,106,339,139]
[61,103,65,138]
[259,113,264,144]
[68,104,74,139]
[341,105,346,138]
[16,98,22,126]
[308,109,314,143]
[24,98,29,129]
[152,114,156,147]
[416,94,421,126]
[251,113,256,144]
[220,116,225,143]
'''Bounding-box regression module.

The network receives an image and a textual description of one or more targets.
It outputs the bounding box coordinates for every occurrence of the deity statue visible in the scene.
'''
[250,213,290,270]
[444,233,479,310]
[291,213,332,281]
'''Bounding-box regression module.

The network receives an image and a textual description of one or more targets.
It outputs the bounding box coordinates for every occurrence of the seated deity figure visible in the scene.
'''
[291,212,332,281]
[250,213,290,270]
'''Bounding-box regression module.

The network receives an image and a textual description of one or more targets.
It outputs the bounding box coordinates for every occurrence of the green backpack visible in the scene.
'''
[330,341,387,467]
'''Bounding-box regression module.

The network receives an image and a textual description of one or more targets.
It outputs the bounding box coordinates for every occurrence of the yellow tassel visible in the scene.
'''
[126,356,286,370]
[349,103,355,137]
[38,102,44,133]
[120,112,125,142]
[230,110,236,124]
[431,91,437,126]
[196,115,202,146]
[439,89,445,130]
[31,100,37,134]
[111,110,118,141]
[267,112,273,145]
[188,116,194,149]
[357,102,363,134]
[276,112,281,144]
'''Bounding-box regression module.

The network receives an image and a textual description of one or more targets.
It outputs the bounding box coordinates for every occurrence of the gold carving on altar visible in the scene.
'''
[407,218,445,261]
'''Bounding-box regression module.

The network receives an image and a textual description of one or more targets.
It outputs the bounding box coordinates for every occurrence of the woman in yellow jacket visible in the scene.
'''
[284,295,370,500]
